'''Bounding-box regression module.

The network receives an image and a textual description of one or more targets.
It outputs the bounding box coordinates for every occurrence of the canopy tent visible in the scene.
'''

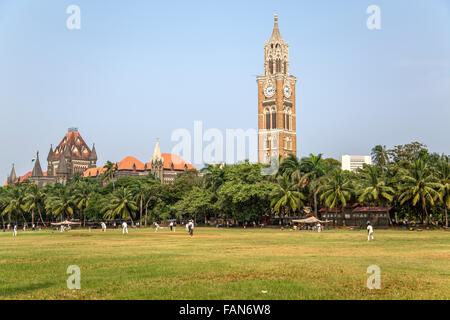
[292,216,331,224]
[50,220,81,226]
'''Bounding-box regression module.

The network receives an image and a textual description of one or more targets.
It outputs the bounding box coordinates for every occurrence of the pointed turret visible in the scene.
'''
[90,143,98,161]
[7,164,17,184]
[269,14,283,43]
[31,151,44,177]
[47,144,53,162]
[151,138,163,163]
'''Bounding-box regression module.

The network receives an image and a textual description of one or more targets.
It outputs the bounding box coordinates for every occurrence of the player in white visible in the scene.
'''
[101,222,107,232]
[13,224,17,237]
[154,222,162,232]
[187,220,194,237]
[367,222,374,241]
[122,221,128,234]
[317,222,321,233]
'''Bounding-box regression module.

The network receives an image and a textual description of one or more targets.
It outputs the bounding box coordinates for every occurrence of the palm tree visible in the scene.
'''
[45,187,76,221]
[72,182,94,227]
[278,154,302,179]
[102,161,117,190]
[23,184,46,226]
[102,187,137,222]
[318,169,353,226]
[299,154,326,216]
[357,165,395,225]
[270,174,306,216]
[398,158,440,224]
[371,145,390,169]
[131,181,147,227]
[435,156,450,227]
[2,187,26,224]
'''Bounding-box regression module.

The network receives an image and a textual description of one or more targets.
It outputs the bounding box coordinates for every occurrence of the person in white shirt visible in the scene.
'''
[317,223,321,233]
[122,221,128,234]
[169,221,173,232]
[13,224,17,237]
[367,222,374,241]
[101,222,107,232]
[188,220,194,237]
[154,222,162,232]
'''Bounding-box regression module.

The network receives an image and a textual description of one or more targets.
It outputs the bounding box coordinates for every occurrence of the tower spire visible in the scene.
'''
[152,138,163,162]
[270,13,283,43]
[31,151,44,177]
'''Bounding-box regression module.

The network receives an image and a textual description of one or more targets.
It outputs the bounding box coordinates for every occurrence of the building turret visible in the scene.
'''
[31,151,44,177]
[7,164,17,185]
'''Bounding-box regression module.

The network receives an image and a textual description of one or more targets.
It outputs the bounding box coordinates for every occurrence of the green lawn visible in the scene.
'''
[0,227,449,299]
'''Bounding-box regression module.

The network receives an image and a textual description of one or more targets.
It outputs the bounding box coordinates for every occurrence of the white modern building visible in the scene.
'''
[340,155,371,172]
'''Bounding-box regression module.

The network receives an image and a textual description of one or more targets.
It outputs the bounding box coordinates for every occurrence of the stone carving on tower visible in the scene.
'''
[257,14,297,164]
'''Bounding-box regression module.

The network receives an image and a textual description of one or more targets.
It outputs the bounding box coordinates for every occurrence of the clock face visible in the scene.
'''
[265,85,275,98]
[283,86,291,98]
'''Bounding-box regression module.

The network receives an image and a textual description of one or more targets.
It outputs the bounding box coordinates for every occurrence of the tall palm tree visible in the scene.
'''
[278,154,302,179]
[2,187,26,224]
[318,169,353,225]
[131,181,147,227]
[72,182,94,227]
[23,184,46,226]
[371,145,390,169]
[435,156,450,227]
[398,158,440,224]
[102,187,137,222]
[357,165,395,225]
[299,153,326,216]
[270,174,306,216]
[102,161,117,190]
[45,187,76,221]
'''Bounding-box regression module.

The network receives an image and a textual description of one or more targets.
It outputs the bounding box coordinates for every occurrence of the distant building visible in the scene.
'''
[83,139,196,184]
[6,128,97,187]
[340,155,371,172]
[5,129,195,186]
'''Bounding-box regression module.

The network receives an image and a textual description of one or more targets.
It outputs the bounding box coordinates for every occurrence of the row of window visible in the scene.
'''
[263,107,292,130]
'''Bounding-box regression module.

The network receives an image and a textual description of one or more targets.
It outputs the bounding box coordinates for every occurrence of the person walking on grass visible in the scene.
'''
[122,221,128,235]
[187,219,194,237]
[317,222,321,233]
[367,221,374,241]
[169,221,173,232]
[13,224,17,237]
[101,222,107,232]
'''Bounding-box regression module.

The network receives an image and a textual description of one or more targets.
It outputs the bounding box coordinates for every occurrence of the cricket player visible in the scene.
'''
[13,224,17,237]
[101,222,107,232]
[122,221,128,234]
[169,221,173,231]
[317,223,321,233]
[154,222,162,232]
[367,222,374,241]
[188,220,194,237]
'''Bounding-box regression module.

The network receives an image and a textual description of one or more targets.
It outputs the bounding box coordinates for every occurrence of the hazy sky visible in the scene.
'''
[1,0,449,180]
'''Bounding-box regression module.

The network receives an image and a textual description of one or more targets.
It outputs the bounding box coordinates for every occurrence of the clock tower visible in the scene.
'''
[257,14,297,164]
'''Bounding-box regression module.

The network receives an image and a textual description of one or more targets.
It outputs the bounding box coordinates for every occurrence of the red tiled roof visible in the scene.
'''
[4,171,47,185]
[51,131,92,161]
[116,156,146,171]
[83,167,106,178]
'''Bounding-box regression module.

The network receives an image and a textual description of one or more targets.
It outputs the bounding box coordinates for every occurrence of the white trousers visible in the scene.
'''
[122,227,128,234]
[13,230,17,236]
[368,232,374,241]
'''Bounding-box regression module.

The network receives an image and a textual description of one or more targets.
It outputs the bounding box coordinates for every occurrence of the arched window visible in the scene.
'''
[271,107,277,129]
[264,108,270,129]
[276,59,281,73]
[269,59,273,74]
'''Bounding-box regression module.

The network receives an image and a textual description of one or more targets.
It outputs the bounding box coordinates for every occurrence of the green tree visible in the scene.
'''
[2,187,26,224]
[398,158,440,224]
[102,161,117,190]
[23,184,46,226]
[318,169,353,225]
[72,182,96,227]
[270,174,305,216]
[101,187,137,222]
[45,187,76,221]
[357,165,395,225]
[435,156,450,227]
[299,153,327,216]
[371,145,390,169]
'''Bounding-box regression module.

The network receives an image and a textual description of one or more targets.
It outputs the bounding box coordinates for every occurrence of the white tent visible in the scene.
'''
[292,216,331,224]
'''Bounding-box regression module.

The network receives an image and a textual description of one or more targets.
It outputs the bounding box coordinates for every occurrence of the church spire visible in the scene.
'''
[47,144,53,162]
[90,143,98,161]
[264,14,289,75]
[31,151,44,177]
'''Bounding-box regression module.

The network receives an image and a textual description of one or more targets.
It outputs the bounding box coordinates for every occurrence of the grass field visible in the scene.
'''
[0,227,449,300]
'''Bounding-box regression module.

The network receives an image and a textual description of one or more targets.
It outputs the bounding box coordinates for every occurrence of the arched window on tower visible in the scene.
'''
[264,108,270,129]
[284,61,287,74]
[276,59,281,73]
[271,107,277,129]
[269,59,274,74]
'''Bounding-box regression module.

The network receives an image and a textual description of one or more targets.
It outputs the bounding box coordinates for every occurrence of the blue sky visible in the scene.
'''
[0,0,449,180]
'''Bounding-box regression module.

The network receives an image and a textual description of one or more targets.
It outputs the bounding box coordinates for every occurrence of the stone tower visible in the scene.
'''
[151,139,164,182]
[257,14,297,164]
